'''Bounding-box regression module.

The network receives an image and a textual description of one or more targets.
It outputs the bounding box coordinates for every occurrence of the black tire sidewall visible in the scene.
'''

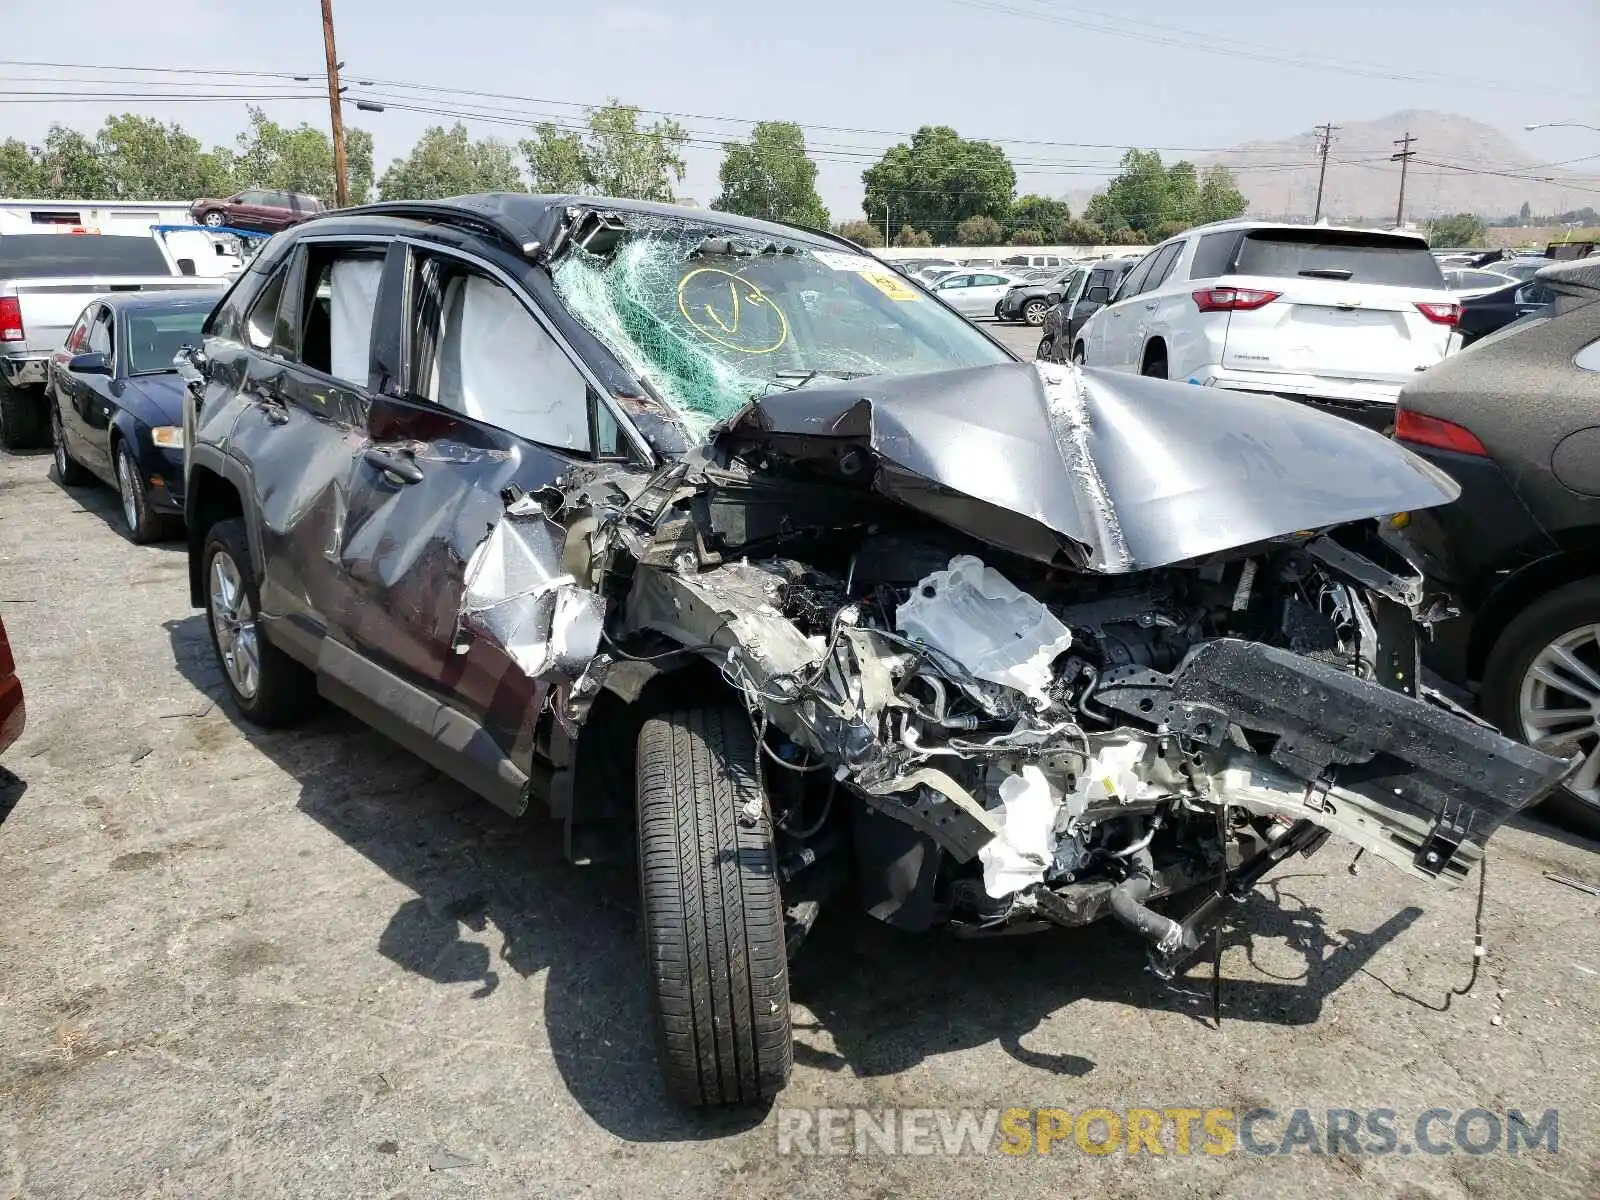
[1482,578,1600,836]
[117,443,154,541]
[200,517,312,727]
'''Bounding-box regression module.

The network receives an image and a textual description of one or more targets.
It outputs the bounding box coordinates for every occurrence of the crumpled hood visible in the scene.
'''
[715,361,1461,572]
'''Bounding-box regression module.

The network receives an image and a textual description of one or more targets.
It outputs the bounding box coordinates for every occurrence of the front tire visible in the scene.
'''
[1023,299,1049,326]
[1482,578,1600,839]
[115,441,168,544]
[1036,336,1054,360]
[202,210,225,228]
[202,518,314,727]
[1072,342,1086,365]
[636,705,792,1106]
[0,379,45,450]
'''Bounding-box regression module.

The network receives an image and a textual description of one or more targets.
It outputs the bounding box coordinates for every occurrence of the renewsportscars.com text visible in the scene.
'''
[776,1106,1559,1157]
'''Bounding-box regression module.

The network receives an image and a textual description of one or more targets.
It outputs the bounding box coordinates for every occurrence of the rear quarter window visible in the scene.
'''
[1234,230,1445,288]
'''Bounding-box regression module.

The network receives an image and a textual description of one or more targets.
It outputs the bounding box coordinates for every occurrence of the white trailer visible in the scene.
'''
[0,199,193,237]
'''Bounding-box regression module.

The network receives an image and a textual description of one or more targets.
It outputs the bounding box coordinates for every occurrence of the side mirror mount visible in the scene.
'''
[173,344,207,388]
[1085,285,1112,305]
[68,352,110,375]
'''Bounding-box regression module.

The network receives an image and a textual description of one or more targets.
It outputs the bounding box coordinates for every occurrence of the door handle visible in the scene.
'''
[1143,303,1157,311]
[364,447,424,485]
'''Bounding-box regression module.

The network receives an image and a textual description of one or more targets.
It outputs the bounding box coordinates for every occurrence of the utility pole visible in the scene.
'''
[883,199,891,247]
[320,0,349,209]
[1391,131,1416,229]
[1312,122,1338,222]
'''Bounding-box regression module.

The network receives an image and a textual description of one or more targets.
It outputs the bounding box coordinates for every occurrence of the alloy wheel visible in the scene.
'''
[52,410,67,477]
[1518,624,1600,803]
[117,451,140,533]
[209,551,261,700]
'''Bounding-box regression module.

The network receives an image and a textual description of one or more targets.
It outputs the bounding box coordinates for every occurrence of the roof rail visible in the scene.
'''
[334,199,545,258]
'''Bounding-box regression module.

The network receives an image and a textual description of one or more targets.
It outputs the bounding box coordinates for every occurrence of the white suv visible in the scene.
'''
[1073,221,1461,428]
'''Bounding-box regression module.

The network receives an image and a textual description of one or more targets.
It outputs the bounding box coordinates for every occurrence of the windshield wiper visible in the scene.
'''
[1299,267,1354,280]
[763,368,873,393]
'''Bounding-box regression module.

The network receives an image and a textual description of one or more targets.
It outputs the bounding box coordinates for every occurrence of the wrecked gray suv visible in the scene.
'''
[179,195,1567,1107]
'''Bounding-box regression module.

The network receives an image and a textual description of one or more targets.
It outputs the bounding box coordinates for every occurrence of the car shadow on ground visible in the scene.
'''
[52,470,187,551]
[163,612,1421,1144]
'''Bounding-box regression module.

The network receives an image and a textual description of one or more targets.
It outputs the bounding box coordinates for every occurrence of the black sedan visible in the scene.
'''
[995,266,1080,326]
[1459,276,1554,347]
[1393,257,1600,835]
[49,293,217,542]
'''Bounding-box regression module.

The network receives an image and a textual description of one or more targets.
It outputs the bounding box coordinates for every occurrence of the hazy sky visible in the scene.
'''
[3,0,1596,218]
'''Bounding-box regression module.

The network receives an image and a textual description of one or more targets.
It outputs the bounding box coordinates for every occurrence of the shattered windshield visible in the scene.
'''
[553,219,1010,440]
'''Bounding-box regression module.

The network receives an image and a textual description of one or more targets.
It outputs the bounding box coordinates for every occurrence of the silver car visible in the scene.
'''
[930,269,1026,317]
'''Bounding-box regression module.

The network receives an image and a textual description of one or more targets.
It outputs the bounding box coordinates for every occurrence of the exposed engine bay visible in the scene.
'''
[477,361,1569,978]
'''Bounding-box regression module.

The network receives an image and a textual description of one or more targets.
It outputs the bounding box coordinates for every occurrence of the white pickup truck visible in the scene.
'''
[0,232,225,449]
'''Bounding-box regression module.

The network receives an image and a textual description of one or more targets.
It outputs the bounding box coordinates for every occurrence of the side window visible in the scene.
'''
[286,244,384,384]
[972,273,1006,287]
[243,266,287,350]
[1114,255,1155,301]
[939,274,972,289]
[1189,231,1243,280]
[87,309,114,359]
[409,254,591,454]
[1134,242,1183,294]
[65,313,90,352]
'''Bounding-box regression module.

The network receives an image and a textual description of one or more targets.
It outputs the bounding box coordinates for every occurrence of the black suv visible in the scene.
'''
[1037,257,1141,362]
[179,195,1564,1107]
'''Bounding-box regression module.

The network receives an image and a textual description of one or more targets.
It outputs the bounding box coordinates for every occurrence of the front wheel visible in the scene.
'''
[115,441,168,544]
[201,210,226,228]
[636,705,792,1106]
[1023,299,1049,326]
[202,518,314,727]
[1072,342,1087,365]
[1036,336,1054,360]
[1482,578,1600,839]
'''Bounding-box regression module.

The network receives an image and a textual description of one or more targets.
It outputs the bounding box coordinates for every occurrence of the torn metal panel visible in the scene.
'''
[457,496,604,680]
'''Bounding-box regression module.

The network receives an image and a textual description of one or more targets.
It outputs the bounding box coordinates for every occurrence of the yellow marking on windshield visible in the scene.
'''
[677,267,789,354]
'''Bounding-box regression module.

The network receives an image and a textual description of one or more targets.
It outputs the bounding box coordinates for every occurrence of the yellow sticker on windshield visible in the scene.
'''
[859,269,922,302]
[677,267,789,354]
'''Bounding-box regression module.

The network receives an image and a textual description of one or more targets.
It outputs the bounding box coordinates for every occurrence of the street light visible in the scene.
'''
[1525,122,1600,134]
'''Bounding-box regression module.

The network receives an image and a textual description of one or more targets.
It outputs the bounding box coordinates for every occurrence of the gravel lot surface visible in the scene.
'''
[1,417,1597,1199]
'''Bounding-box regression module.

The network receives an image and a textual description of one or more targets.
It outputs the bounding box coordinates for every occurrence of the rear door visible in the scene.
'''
[1217,228,1455,384]
[75,305,118,476]
[1089,252,1157,369]
[965,272,1013,316]
[332,238,623,798]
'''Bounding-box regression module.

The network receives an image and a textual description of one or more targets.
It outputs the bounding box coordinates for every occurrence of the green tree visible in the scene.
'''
[1009,228,1043,245]
[955,213,1003,245]
[1058,218,1103,246]
[96,114,234,200]
[893,225,934,247]
[378,123,523,200]
[1195,166,1247,224]
[862,126,1014,244]
[34,126,112,199]
[521,101,687,201]
[1518,200,1532,224]
[0,137,45,197]
[346,128,376,205]
[1005,193,1071,241]
[1427,213,1487,248]
[833,219,884,248]
[233,107,369,204]
[713,120,829,228]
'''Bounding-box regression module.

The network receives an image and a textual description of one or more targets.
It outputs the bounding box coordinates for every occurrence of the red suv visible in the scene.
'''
[190,190,325,233]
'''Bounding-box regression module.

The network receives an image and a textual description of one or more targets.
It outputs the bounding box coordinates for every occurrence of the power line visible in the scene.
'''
[942,0,1590,99]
